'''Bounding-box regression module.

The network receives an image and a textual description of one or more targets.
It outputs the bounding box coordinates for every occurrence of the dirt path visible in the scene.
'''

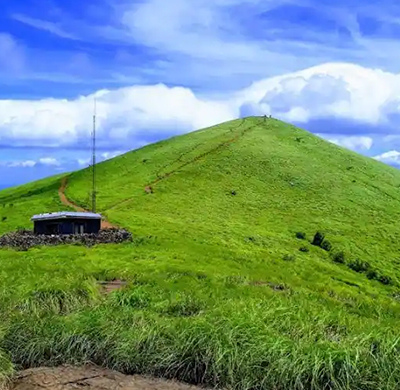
[106,117,259,211]
[9,366,207,390]
[58,177,116,229]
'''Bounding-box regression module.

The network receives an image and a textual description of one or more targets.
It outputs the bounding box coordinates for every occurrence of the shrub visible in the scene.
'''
[283,254,296,262]
[378,275,392,285]
[366,269,379,280]
[321,240,332,252]
[312,231,325,247]
[299,246,309,253]
[296,232,306,240]
[332,251,346,264]
[348,259,370,273]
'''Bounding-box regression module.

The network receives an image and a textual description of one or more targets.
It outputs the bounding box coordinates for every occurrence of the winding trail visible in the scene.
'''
[106,117,259,211]
[58,177,116,229]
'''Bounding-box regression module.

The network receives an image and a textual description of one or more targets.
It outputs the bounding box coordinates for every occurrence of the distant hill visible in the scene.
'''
[2,116,400,389]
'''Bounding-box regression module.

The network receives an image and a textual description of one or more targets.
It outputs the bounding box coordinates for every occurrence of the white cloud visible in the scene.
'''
[38,157,60,166]
[12,14,76,40]
[101,151,126,160]
[235,62,400,125]
[111,0,400,91]
[5,0,400,94]
[374,150,400,166]
[0,83,236,148]
[0,33,25,74]
[8,160,36,168]
[1,62,400,151]
[325,136,373,151]
[77,158,90,167]
[77,151,126,167]
[5,157,60,168]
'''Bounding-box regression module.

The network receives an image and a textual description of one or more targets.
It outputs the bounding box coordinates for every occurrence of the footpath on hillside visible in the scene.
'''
[58,177,116,229]
[107,117,258,211]
[10,366,205,390]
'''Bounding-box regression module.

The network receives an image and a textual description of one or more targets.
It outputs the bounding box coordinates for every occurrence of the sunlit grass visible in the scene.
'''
[2,117,400,388]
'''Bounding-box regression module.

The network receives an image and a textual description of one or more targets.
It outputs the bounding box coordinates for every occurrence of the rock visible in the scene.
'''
[0,228,133,250]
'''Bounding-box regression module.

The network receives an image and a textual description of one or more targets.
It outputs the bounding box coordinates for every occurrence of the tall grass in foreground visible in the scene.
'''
[3,287,400,390]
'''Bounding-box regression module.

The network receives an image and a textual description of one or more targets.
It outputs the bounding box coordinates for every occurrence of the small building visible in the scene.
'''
[31,211,102,235]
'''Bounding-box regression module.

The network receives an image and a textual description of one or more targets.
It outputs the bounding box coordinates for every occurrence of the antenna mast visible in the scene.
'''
[91,98,97,213]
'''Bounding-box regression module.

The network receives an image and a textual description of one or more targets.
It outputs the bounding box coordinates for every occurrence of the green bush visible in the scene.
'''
[312,231,325,246]
[321,240,332,252]
[348,259,370,273]
[332,251,346,264]
[366,269,379,280]
[378,275,392,285]
[296,232,306,240]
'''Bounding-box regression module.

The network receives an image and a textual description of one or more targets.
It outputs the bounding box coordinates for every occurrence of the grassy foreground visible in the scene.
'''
[2,117,400,389]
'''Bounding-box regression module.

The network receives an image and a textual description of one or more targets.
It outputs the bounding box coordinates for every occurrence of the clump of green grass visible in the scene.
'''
[163,294,205,317]
[109,287,151,309]
[332,251,346,264]
[16,286,97,316]
[348,259,370,273]
[283,254,296,262]
[321,240,332,252]
[296,232,306,240]
[378,275,393,285]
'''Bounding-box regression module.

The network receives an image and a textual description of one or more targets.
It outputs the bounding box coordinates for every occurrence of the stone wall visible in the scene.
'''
[0,228,132,250]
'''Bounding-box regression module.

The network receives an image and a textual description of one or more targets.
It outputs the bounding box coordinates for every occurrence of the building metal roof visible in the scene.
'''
[31,211,102,222]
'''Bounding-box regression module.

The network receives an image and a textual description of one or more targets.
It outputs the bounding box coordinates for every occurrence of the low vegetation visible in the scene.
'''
[2,117,400,389]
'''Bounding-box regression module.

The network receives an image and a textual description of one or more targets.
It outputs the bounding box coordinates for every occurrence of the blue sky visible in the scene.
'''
[1,0,400,188]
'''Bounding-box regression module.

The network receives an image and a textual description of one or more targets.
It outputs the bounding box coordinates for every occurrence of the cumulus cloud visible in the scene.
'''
[0,83,236,149]
[325,136,373,151]
[374,150,400,166]
[5,157,60,168]
[77,158,90,167]
[101,150,126,160]
[38,157,60,166]
[236,62,400,130]
[2,61,400,156]
[7,160,36,168]
[76,150,126,167]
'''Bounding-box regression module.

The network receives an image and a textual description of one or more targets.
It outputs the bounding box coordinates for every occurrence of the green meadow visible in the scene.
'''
[2,117,400,389]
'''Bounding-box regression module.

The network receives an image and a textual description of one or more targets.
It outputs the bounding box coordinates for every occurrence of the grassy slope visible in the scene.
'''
[2,117,400,388]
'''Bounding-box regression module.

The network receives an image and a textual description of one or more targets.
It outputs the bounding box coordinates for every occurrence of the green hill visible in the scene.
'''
[2,116,400,389]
